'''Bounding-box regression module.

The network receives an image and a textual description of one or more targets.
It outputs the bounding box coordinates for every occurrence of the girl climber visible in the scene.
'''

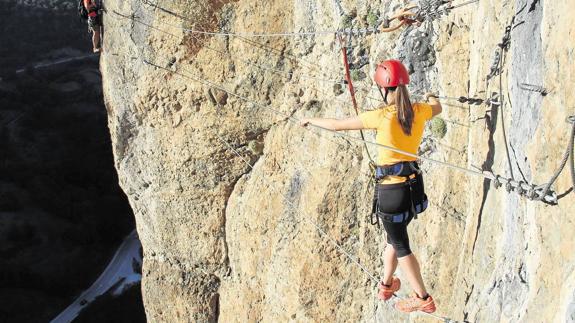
[300,60,442,314]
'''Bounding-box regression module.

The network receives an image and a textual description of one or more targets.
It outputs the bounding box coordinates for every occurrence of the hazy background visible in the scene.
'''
[0,1,145,322]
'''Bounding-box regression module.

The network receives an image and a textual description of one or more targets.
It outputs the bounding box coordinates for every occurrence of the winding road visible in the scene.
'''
[50,230,142,323]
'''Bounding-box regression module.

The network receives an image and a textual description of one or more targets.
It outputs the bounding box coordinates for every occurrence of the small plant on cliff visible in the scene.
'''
[304,100,323,111]
[430,117,447,139]
[350,69,366,81]
[367,10,379,28]
[341,14,354,29]
[350,69,361,81]
[248,140,265,155]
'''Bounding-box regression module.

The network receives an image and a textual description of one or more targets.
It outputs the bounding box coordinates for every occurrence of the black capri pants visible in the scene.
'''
[383,214,414,258]
[375,176,426,258]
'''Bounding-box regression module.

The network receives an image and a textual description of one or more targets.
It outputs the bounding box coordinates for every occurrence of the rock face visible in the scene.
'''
[100,0,575,321]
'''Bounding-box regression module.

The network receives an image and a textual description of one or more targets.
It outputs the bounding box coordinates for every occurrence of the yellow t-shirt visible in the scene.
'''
[359,103,433,184]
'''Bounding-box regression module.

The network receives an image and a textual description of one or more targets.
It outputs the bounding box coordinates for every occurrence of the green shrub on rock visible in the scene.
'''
[367,11,379,28]
[341,14,354,29]
[350,69,362,81]
[430,117,447,139]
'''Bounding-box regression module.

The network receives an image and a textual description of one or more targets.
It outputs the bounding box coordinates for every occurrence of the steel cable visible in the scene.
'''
[142,59,558,203]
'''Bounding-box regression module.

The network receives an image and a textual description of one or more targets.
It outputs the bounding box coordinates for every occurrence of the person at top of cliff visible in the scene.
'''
[300,60,442,314]
[84,0,102,53]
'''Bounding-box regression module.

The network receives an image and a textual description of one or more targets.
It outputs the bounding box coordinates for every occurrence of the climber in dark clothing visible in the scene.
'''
[84,0,102,53]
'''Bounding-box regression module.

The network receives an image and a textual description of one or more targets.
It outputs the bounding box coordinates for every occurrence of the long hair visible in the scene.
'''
[393,85,414,135]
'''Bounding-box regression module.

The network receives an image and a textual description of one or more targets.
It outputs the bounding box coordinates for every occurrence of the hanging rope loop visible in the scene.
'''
[535,115,575,203]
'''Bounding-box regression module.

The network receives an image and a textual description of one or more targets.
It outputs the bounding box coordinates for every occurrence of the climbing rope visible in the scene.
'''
[112,9,383,108]
[486,8,529,183]
[496,45,516,180]
[142,0,416,37]
[129,3,490,113]
[449,0,481,10]
[413,0,480,23]
[131,0,569,203]
[141,0,478,37]
[434,94,499,106]
[118,5,474,142]
[216,133,461,323]
[315,123,557,203]
[109,2,572,320]
[130,5,373,38]
[142,58,558,204]
[535,116,575,202]
[112,9,412,171]
[143,0,347,76]
[338,34,376,167]
[104,4,572,323]
[136,0,414,102]
[216,134,380,283]
[187,33,347,86]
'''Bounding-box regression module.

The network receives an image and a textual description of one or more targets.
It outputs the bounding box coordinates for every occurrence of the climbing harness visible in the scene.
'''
[80,0,101,19]
[374,161,420,180]
[371,161,429,226]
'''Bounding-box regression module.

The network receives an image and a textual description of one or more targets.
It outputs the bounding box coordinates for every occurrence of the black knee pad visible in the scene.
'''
[393,242,412,258]
[384,221,413,258]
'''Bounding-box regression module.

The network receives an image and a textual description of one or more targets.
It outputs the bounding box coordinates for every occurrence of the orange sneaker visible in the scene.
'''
[378,277,401,301]
[395,293,436,313]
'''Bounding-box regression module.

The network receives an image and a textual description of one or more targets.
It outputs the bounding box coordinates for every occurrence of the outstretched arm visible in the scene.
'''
[300,116,364,131]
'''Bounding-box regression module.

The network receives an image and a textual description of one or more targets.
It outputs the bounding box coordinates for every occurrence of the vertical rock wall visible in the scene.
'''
[100,0,575,321]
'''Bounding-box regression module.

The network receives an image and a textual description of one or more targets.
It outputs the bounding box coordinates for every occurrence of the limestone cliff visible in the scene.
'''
[100,0,575,322]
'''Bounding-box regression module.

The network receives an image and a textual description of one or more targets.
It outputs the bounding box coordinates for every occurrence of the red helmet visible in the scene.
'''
[374,60,410,88]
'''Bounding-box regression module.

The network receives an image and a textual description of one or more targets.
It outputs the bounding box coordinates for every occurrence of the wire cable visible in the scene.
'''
[142,59,558,203]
